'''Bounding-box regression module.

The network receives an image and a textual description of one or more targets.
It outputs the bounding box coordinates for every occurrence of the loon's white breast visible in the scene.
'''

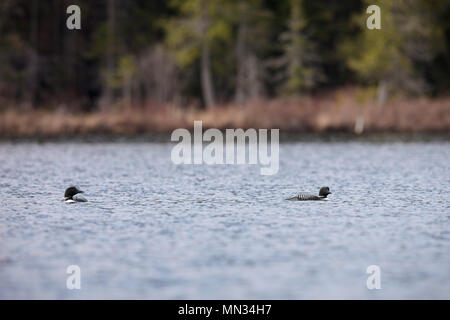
[64,195,87,203]
[73,194,87,202]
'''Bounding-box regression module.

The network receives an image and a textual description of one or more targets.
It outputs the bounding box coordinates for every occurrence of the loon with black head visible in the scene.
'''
[63,186,87,203]
[285,186,332,201]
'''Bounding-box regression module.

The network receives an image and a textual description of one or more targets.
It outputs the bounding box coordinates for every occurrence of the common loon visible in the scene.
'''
[63,186,87,203]
[285,186,332,201]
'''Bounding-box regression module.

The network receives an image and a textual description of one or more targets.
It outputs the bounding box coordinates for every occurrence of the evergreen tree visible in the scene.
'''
[276,0,323,95]
[342,0,444,104]
[165,0,234,108]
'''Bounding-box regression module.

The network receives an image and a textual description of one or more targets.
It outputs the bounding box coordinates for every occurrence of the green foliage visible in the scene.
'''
[278,0,323,94]
[164,0,233,67]
[342,0,445,95]
[0,0,449,109]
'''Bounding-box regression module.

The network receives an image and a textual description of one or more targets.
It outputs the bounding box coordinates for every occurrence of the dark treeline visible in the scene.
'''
[0,0,449,111]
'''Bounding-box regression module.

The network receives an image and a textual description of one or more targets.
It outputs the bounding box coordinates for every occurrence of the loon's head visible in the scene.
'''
[319,186,332,198]
[64,186,84,200]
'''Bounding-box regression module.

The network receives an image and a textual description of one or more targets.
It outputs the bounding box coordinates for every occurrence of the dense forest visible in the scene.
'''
[0,0,449,113]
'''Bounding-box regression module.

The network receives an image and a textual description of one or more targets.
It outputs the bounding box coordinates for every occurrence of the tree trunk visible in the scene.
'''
[234,3,264,103]
[200,7,215,108]
[26,0,39,109]
[102,0,116,109]
[377,78,388,107]
[123,72,132,108]
[235,15,246,104]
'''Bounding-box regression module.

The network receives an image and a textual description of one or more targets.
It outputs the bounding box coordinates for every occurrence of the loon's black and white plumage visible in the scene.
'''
[285,186,332,201]
[63,186,87,203]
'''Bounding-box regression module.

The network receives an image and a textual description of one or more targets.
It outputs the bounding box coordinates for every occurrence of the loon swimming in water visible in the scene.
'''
[63,186,87,203]
[285,186,332,201]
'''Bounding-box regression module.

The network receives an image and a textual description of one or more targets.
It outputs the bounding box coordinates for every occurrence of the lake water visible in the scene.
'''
[0,139,449,299]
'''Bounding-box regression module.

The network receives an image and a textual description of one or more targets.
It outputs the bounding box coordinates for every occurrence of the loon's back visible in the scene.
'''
[285,194,323,201]
[285,186,332,201]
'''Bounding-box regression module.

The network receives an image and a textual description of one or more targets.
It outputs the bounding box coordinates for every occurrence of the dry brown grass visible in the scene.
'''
[1,89,449,138]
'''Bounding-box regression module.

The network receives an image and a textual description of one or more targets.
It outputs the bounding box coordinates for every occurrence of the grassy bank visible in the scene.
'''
[1,90,449,138]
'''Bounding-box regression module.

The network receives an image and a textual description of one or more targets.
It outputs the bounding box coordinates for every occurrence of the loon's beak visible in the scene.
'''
[78,190,84,193]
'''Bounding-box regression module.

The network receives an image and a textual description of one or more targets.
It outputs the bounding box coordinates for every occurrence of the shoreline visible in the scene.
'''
[1,132,449,144]
[1,93,449,139]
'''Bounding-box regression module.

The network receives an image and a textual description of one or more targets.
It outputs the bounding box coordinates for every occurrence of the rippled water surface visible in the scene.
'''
[0,141,449,299]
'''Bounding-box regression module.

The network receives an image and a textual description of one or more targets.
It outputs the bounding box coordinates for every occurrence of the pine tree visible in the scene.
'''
[277,0,322,95]
[343,0,444,104]
[165,0,233,108]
